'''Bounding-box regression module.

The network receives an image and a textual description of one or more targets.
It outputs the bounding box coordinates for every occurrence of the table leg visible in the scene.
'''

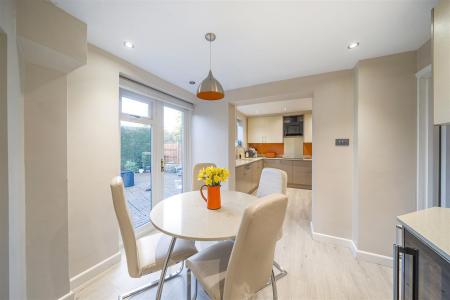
[156,237,177,300]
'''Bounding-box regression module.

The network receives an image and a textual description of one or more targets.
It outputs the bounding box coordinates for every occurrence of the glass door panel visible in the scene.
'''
[120,121,152,228]
[163,106,184,198]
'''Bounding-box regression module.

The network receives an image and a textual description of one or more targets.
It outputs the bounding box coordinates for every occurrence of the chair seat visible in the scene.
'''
[186,240,234,300]
[137,233,197,276]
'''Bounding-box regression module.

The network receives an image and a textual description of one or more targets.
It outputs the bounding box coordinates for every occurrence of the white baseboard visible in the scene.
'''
[310,222,392,267]
[310,221,354,249]
[70,252,121,292]
[58,291,75,300]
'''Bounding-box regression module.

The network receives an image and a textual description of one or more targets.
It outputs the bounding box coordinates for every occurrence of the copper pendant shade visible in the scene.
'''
[197,33,225,101]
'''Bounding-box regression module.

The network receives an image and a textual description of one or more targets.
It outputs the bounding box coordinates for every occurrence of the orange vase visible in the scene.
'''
[200,185,221,210]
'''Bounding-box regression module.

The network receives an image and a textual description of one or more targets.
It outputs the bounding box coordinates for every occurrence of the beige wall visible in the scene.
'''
[24,63,70,299]
[67,45,195,282]
[67,47,121,279]
[0,29,9,300]
[312,72,354,238]
[192,101,232,189]
[0,0,26,298]
[417,39,431,72]
[354,52,417,256]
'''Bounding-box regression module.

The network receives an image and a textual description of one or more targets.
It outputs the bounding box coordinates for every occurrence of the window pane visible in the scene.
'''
[121,97,149,117]
[164,107,183,198]
[120,121,152,228]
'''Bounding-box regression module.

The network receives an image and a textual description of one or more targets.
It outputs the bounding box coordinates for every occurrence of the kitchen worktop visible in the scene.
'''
[398,207,450,263]
[236,156,312,167]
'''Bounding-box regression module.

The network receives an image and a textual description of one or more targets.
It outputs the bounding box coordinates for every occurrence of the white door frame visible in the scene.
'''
[416,65,437,210]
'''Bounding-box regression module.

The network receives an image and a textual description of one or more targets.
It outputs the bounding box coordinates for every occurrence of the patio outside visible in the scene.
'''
[121,106,184,228]
[124,169,182,228]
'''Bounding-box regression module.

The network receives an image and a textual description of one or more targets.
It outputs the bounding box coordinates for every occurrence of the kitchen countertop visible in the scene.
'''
[236,156,312,167]
[397,207,450,263]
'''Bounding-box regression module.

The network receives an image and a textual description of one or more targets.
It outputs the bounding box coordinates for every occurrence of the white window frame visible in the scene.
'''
[119,88,192,236]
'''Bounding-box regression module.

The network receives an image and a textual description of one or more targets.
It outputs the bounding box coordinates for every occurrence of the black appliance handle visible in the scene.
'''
[393,243,419,300]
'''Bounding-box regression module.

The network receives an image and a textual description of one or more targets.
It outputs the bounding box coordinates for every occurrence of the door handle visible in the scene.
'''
[160,158,165,172]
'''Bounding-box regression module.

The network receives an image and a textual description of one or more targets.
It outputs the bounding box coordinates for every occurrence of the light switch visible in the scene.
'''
[335,138,350,146]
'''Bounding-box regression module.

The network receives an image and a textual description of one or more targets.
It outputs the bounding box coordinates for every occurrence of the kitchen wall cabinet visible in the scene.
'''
[248,116,283,143]
[303,112,313,143]
[433,2,450,125]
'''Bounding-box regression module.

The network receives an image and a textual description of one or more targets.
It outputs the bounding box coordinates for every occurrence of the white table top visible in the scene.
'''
[150,190,259,241]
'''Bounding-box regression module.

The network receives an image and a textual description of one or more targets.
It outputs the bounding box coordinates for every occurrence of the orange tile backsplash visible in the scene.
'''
[248,143,284,156]
[303,143,312,156]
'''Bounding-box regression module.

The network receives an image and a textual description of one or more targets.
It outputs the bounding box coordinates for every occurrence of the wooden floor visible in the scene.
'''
[75,188,392,300]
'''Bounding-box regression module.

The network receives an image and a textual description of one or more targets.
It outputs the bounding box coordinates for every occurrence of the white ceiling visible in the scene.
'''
[237,98,312,116]
[53,0,436,95]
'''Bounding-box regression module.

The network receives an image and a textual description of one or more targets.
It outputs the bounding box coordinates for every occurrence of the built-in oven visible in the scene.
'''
[283,115,303,137]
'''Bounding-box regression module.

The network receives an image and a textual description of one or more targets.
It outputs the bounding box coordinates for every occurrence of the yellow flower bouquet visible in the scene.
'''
[197,166,229,210]
[197,166,230,187]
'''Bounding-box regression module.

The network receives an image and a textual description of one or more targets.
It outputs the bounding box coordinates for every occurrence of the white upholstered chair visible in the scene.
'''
[256,167,288,283]
[192,163,216,191]
[110,176,198,299]
[256,167,288,198]
[186,193,288,300]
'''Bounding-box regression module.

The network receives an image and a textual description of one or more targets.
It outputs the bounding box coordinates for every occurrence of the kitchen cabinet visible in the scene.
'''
[303,112,313,143]
[263,159,311,190]
[292,160,312,189]
[395,208,450,300]
[248,116,283,143]
[235,159,263,194]
[433,2,450,125]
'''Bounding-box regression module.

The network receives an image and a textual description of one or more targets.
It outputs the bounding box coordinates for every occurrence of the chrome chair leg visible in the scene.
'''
[156,237,177,300]
[259,260,288,291]
[272,260,288,281]
[186,268,199,300]
[271,270,278,300]
[187,268,191,300]
[118,261,184,299]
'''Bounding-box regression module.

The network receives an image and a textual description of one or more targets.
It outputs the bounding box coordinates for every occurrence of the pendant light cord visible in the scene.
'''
[209,39,212,71]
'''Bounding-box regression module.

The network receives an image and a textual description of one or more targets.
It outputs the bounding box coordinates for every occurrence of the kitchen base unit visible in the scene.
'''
[395,208,450,300]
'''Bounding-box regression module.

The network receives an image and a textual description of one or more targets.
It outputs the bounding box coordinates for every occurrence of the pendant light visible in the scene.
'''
[197,33,225,101]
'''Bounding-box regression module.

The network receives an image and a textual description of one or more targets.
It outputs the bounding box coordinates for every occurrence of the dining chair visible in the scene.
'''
[185,193,288,300]
[255,167,288,284]
[110,176,198,299]
[192,163,216,190]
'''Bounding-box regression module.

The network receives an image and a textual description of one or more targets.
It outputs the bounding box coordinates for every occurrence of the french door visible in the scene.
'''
[119,89,188,232]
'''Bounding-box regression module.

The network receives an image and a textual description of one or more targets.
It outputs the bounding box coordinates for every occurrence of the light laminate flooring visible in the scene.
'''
[75,188,392,300]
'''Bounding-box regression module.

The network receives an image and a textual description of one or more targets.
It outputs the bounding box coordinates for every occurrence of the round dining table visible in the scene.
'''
[150,190,259,300]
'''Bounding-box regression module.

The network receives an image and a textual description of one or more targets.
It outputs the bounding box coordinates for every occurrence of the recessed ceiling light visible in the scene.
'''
[347,41,359,50]
[189,81,196,85]
[123,41,135,49]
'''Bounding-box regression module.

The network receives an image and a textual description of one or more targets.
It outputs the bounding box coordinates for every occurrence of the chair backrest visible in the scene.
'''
[256,167,287,198]
[223,193,288,300]
[192,163,216,190]
[110,176,140,277]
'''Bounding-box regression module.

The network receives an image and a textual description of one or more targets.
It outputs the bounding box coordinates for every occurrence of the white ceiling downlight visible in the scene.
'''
[347,41,360,49]
[123,41,135,49]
